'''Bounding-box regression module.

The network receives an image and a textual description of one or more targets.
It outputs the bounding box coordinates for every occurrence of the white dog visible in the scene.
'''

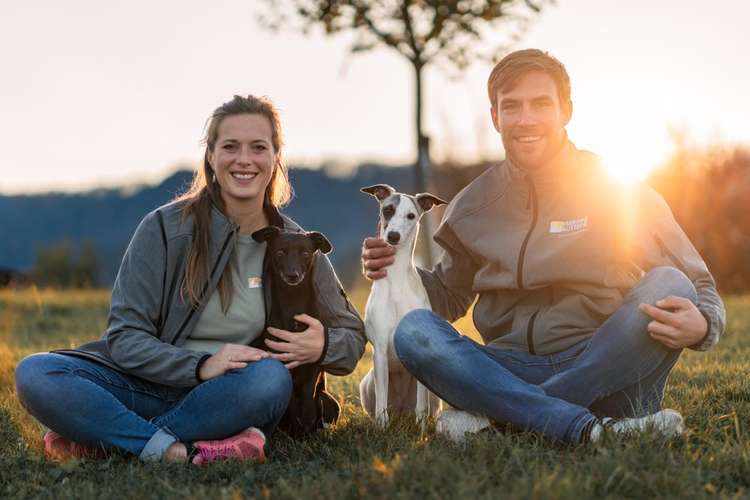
[359,184,446,429]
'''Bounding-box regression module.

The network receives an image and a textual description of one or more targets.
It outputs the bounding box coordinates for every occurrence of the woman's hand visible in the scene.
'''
[362,237,395,280]
[266,314,325,369]
[198,343,270,381]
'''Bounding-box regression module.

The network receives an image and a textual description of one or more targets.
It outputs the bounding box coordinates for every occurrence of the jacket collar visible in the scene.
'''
[210,203,238,234]
[505,135,584,192]
[208,200,292,245]
[265,202,286,229]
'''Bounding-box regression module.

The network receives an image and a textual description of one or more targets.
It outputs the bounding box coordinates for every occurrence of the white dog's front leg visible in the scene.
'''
[373,345,389,428]
[429,391,443,419]
[416,381,429,432]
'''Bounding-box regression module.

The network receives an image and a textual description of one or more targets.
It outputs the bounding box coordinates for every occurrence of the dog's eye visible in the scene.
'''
[382,206,395,218]
[407,213,416,220]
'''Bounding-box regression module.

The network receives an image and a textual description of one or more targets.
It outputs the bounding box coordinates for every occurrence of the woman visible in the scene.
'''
[15,95,365,464]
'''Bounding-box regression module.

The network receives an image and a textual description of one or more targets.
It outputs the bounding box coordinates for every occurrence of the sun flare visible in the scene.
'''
[573,117,670,187]
[600,154,654,186]
[584,134,667,186]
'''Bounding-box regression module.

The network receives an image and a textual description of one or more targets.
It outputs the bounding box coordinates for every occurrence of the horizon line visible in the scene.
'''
[0,156,503,197]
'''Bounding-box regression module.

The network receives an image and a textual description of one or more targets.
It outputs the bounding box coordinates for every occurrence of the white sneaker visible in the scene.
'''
[436,409,492,443]
[589,408,685,442]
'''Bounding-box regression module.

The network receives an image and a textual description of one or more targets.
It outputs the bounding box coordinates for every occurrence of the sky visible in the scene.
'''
[1,0,749,193]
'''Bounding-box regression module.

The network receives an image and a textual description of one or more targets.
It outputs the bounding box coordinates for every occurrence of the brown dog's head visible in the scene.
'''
[252,227,332,286]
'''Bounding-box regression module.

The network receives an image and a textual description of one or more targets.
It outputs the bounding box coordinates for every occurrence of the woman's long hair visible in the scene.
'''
[174,95,293,312]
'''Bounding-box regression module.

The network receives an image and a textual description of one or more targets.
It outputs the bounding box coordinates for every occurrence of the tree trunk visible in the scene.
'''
[414,62,434,268]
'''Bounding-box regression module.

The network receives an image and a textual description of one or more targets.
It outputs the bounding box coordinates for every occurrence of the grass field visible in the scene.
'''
[1,288,748,499]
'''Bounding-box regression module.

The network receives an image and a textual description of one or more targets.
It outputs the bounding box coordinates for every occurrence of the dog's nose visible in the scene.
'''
[285,272,301,284]
[386,231,401,245]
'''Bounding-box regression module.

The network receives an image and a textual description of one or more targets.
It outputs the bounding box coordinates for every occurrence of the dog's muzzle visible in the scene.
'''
[283,273,304,286]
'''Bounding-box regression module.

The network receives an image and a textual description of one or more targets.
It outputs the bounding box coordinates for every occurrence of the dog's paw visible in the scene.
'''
[436,409,491,443]
[376,412,389,429]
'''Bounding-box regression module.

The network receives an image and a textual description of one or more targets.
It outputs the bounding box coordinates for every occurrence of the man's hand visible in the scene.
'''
[266,314,326,369]
[199,343,270,381]
[639,296,708,349]
[362,237,395,280]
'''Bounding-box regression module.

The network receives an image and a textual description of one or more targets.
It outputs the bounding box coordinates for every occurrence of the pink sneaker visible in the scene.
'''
[43,430,105,461]
[192,427,267,465]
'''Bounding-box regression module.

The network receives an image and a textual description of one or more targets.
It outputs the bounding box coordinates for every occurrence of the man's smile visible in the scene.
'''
[516,135,544,144]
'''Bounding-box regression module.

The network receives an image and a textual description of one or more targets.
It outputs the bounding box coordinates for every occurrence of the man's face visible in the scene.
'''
[491,70,571,170]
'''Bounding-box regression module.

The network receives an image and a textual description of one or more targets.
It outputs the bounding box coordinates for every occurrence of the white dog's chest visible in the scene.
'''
[365,276,430,363]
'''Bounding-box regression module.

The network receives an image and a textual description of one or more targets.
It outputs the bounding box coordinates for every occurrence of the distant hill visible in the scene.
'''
[0,163,489,288]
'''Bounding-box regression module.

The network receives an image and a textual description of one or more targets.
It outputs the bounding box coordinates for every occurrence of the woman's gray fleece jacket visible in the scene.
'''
[54,200,366,388]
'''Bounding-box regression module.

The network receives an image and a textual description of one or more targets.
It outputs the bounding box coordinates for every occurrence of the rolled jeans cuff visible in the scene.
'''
[139,427,178,462]
[571,414,599,444]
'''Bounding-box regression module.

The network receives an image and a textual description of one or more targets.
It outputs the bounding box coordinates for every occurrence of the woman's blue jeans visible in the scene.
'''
[394,267,699,444]
[15,354,293,461]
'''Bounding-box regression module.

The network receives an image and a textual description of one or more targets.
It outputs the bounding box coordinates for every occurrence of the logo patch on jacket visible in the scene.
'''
[248,277,262,289]
[549,216,588,234]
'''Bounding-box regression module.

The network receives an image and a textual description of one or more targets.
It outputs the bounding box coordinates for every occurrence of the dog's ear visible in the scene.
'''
[252,226,281,243]
[416,193,448,212]
[308,231,332,255]
[360,184,395,201]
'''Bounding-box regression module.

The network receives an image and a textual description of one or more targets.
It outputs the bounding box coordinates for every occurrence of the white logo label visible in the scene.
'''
[247,277,262,289]
[549,216,588,234]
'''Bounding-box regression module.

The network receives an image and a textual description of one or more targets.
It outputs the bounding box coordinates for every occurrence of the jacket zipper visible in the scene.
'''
[262,246,272,324]
[517,176,538,289]
[171,225,238,344]
[526,310,539,355]
[518,176,540,355]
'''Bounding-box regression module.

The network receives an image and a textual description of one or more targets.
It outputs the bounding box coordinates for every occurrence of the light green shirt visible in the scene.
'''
[183,235,266,355]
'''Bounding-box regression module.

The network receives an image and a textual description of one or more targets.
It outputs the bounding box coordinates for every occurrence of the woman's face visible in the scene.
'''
[208,113,276,209]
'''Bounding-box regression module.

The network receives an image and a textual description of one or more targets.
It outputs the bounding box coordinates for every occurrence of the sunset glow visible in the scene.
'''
[592,136,669,186]
[599,153,654,186]
[0,1,748,194]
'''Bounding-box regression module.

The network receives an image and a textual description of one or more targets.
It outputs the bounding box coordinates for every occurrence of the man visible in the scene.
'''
[361,49,725,444]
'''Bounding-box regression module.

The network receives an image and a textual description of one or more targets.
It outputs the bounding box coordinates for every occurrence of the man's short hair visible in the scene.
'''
[487,49,571,110]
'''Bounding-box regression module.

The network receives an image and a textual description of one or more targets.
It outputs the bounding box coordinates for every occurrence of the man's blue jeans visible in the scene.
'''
[15,354,293,461]
[394,267,698,444]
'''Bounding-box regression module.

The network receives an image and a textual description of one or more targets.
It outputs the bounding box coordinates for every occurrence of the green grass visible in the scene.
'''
[1,289,749,499]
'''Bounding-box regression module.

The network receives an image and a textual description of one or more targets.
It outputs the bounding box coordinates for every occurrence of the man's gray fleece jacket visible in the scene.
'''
[55,200,366,388]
